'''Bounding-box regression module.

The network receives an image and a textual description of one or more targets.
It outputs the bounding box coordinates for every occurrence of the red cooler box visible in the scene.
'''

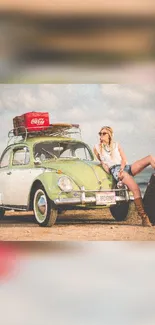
[13,112,49,135]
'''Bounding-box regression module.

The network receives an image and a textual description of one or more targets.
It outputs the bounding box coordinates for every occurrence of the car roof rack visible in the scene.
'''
[7,123,82,145]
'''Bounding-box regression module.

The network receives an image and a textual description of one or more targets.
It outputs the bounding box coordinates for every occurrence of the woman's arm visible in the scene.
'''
[118,143,128,179]
[118,143,128,171]
[93,147,110,174]
[93,147,101,162]
[101,161,110,174]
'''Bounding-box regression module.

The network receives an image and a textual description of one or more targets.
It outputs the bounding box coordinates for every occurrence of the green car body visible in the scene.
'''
[0,134,131,227]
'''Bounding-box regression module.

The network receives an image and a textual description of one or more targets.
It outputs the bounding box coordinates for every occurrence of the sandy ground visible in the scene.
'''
[0,203,154,241]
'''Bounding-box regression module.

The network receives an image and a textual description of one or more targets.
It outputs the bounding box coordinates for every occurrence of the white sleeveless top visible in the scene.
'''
[94,142,122,168]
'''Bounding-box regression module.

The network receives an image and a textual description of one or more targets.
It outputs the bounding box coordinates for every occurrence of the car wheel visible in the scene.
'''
[110,202,130,221]
[33,187,58,227]
[0,208,5,220]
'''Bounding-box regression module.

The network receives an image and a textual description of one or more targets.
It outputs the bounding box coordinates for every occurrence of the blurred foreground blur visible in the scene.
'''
[0,243,20,280]
[0,242,155,325]
[0,1,155,82]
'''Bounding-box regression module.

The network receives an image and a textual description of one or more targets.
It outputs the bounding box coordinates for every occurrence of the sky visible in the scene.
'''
[0,84,155,163]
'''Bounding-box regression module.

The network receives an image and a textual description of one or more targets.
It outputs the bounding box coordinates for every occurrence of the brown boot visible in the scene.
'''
[134,197,152,227]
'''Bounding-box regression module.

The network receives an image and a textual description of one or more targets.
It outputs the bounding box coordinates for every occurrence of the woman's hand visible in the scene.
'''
[118,169,124,180]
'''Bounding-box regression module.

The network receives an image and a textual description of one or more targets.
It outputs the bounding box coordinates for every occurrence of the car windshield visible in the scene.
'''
[34,141,93,161]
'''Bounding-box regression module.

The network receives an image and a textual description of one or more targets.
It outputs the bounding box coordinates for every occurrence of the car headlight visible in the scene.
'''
[58,176,73,193]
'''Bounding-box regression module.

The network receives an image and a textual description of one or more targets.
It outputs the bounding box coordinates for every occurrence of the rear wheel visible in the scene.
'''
[33,187,58,227]
[0,208,5,220]
[110,202,130,221]
[143,174,155,225]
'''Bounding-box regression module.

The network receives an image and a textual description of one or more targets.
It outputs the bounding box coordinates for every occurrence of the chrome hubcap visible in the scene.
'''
[37,194,46,215]
[34,189,48,223]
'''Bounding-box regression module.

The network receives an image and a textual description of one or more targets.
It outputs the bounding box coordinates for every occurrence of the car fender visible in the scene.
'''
[27,168,79,209]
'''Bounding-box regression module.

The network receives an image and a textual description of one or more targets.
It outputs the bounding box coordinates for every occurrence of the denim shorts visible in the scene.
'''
[109,164,133,182]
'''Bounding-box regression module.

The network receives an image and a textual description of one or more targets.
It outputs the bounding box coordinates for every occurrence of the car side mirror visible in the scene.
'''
[34,158,41,165]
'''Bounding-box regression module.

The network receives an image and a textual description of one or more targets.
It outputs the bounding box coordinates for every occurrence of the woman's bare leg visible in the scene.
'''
[121,171,141,199]
[121,171,152,226]
[131,155,155,176]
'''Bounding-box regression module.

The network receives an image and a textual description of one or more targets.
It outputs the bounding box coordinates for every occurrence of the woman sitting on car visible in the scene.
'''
[93,126,155,227]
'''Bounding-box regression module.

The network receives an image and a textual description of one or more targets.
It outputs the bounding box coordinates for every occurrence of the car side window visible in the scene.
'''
[0,148,12,168]
[12,147,30,166]
[60,148,72,157]
[74,147,92,160]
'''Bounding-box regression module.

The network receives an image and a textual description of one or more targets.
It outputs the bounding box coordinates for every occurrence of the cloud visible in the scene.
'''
[101,84,155,108]
[0,84,155,162]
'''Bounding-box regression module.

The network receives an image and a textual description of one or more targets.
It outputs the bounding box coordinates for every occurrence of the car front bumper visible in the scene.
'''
[54,187,132,206]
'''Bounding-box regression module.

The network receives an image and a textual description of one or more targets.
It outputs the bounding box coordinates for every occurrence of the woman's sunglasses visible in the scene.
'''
[99,132,108,136]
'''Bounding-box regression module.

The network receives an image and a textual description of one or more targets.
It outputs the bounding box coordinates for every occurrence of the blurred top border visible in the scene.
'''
[0,0,155,17]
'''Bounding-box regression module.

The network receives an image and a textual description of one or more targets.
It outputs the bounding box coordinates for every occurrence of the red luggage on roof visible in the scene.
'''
[13,112,49,135]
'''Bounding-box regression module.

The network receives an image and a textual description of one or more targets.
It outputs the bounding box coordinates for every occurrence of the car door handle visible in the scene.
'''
[7,171,12,175]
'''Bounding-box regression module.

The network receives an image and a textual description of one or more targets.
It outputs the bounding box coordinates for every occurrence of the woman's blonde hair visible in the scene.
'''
[99,126,114,158]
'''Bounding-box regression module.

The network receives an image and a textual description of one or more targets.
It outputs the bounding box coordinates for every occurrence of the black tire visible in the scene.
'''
[0,208,5,220]
[33,187,58,227]
[143,174,155,225]
[110,202,130,221]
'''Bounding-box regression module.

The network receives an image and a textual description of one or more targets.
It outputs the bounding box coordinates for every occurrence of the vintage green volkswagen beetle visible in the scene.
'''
[0,123,132,226]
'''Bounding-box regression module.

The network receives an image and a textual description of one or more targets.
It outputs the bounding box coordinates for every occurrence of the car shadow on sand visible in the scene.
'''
[0,211,141,227]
